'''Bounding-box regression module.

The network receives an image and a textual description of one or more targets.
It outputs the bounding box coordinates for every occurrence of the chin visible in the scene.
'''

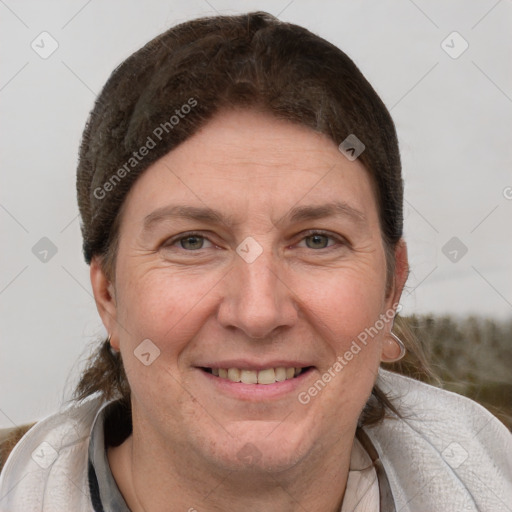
[203,424,312,473]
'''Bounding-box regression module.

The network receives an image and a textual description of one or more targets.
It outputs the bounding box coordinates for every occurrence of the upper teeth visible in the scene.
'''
[212,367,302,384]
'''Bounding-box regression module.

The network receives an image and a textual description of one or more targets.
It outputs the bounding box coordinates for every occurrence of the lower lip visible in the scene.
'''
[198,368,315,401]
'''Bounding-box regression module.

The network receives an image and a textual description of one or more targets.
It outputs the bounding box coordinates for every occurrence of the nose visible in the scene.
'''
[216,248,298,339]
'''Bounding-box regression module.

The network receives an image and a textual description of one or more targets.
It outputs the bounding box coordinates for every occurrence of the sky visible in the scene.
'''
[1,0,511,426]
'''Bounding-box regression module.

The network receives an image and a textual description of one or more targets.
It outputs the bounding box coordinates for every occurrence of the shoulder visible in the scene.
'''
[366,369,512,511]
[0,424,36,474]
[378,368,511,433]
[375,368,512,458]
[0,396,107,510]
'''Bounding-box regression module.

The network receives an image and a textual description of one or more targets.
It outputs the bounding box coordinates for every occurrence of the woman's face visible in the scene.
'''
[93,108,407,472]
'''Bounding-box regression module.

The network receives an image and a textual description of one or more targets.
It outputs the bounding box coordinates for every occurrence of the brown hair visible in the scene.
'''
[75,12,433,424]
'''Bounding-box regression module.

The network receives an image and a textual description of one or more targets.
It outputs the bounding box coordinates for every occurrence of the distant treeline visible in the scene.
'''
[389,315,512,430]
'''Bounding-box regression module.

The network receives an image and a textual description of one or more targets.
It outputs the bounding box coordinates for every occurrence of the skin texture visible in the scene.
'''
[90,108,408,512]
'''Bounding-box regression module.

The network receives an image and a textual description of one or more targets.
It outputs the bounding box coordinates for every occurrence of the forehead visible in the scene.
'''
[121,109,378,226]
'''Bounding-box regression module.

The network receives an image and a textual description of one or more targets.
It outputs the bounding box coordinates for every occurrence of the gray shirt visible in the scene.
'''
[88,401,131,512]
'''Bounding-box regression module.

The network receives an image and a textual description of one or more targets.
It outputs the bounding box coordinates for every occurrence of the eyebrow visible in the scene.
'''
[143,205,235,232]
[142,201,367,232]
[285,201,367,226]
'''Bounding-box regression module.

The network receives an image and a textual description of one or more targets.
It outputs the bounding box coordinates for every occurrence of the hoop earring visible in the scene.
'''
[381,332,406,363]
[106,333,119,354]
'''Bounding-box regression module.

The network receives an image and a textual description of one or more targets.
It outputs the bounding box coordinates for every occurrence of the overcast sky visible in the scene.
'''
[1,0,511,426]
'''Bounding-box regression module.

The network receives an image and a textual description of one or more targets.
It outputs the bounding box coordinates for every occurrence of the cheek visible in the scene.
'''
[290,256,387,413]
[113,267,223,421]
[295,262,387,342]
[292,269,385,425]
[115,266,222,354]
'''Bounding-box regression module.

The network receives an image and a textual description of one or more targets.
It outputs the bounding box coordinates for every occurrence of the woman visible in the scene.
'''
[0,11,510,512]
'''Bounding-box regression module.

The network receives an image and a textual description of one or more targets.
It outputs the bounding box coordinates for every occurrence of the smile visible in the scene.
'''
[202,366,311,384]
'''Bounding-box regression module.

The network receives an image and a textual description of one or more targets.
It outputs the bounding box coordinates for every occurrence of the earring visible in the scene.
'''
[381,332,406,363]
[106,333,119,353]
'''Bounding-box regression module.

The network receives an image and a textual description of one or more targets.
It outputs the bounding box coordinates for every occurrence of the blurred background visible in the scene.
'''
[1,0,511,428]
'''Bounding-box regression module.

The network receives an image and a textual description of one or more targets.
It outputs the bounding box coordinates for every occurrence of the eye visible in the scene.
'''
[180,235,207,250]
[296,231,344,250]
[164,232,214,251]
[304,234,330,249]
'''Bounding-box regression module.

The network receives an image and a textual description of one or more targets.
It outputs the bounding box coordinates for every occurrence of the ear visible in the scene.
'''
[381,239,409,362]
[386,238,409,316]
[90,256,120,350]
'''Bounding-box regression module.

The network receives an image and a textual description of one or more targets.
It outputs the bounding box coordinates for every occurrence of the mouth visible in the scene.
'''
[200,366,314,385]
